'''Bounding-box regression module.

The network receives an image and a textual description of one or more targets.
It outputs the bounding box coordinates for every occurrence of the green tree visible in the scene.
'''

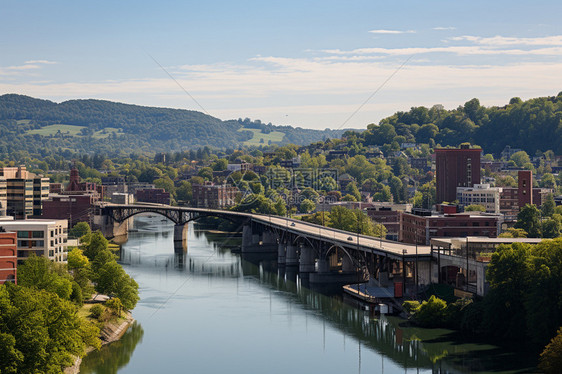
[0,283,100,373]
[515,204,542,238]
[299,199,316,214]
[95,261,139,310]
[464,204,486,212]
[68,221,91,239]
[17,255,73,300]
[539,327,562,374]
[82,231,110,261]
[176,180,193,203]
[542,218,561,238]
[542,193,556,217]
[510,151,531,167]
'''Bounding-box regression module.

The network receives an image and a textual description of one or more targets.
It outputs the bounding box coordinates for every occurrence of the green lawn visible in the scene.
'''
[27,124,86,136]
[238,128,286,146]
[92,127,124,139]
[26,124,124,138]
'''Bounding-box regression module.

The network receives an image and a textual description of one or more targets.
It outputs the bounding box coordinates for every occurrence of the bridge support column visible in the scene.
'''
[174,224,188,253]
[285,244,298,266]
[317,258,329,273]
[342,255,354,272]
[299,245,315,273]
[277,242,286,265]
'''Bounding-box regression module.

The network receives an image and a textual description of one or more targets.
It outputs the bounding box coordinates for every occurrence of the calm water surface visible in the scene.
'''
[80,216,535,374]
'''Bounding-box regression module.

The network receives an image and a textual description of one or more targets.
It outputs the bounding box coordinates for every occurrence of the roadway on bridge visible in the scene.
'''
[102,203,431,259]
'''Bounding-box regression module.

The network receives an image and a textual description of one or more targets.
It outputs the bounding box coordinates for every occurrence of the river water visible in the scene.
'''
[80,216,535,374]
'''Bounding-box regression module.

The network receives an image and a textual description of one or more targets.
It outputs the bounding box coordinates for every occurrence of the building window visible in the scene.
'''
[17,231,30,238]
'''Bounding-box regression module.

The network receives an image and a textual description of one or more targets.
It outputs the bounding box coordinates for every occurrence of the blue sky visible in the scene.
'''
[1,1,562,129]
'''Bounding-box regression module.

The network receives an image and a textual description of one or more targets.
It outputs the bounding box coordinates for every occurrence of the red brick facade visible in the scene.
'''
[435,147,482,204]
[400,211,500,245]
[0,231,17,284]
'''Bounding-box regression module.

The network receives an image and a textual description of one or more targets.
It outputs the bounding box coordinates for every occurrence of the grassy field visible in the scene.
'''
[92,127,124,139]
[27,124,86,136]
[238,128,286,146]
[26,124,124,138]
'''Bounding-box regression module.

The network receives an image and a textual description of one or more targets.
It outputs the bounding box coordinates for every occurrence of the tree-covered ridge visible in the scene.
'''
[0,94,346,156]
[358,92,562,155]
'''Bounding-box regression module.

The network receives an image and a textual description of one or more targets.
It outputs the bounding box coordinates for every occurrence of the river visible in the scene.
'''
[80,216,536,373]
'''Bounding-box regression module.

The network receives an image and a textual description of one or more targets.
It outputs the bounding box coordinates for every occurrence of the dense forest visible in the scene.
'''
[353,92,562,155]
[0,94,346,157]
[1,93,562,159]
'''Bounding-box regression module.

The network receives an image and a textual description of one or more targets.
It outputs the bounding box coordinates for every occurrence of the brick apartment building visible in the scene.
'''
[366,203,412,241]
[136,188,171,205]
[192,183,239,209]
[499,170,552,218]
[435,146,482,204]
[400,209,502,245]
[0,230,17,284]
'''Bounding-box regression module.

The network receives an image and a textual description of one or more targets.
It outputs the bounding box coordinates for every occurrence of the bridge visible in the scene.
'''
[95,203,433,292]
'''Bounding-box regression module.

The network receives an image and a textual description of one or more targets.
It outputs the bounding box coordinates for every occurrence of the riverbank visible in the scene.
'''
[65,301,135,374]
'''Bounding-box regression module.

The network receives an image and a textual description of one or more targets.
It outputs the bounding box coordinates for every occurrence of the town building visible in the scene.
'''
[111,193,134,205]
[42,167,103,227]
[227,162,251,172]
[136,188,171,205]
[366,203,412,241]
[435,146,482,204]
[192,182,239,209]
[42,194,98,228]
[66,167,105,199]
[0,166,50,218]
[399,209,502,245]
[431,237,542,296]
[0,178,6,216]
[0,230,17,284]
[499,170,552,219]
[500,145,522,160]
[0,218,68,263]
[456,184,502,214]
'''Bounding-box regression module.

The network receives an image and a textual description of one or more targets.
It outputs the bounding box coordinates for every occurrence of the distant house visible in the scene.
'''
[500,145,522,160]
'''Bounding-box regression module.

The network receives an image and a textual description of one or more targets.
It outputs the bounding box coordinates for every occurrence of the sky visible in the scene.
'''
[1,0,562,130]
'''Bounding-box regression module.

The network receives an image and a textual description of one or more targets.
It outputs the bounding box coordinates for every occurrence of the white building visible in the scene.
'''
[456,184,502,214]
[0,218,68,263]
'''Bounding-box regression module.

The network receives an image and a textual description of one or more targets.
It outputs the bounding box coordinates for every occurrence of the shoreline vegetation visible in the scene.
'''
[65,299,135,374]
[0,223,139,374]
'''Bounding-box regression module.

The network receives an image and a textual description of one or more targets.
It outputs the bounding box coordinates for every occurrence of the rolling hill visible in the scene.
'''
[0,94,347,156]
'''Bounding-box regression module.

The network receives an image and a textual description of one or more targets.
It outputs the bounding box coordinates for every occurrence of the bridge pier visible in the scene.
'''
[174,224,188,253]
[285,244,298,266]
[241,224,278,253]
[299,245,315,273]
[277,241,286,265]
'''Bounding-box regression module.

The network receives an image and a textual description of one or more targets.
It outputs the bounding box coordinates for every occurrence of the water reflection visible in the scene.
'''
[80,322,144,374]
[83,216,534,374]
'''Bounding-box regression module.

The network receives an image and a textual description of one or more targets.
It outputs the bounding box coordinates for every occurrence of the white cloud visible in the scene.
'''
[369,29,416,34]
[24,60,57,65]
[433,27,456,31]
[449,35,562,46]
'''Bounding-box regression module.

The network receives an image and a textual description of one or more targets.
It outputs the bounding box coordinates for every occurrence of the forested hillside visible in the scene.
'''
[359,92,562,155]
[0,94,345,157]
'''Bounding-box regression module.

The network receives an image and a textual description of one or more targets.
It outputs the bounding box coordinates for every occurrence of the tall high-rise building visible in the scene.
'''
[435,146,481,204]
[0,166,49,218]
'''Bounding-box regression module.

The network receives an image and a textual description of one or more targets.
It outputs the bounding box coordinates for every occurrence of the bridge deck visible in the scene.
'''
[101,203,431,260]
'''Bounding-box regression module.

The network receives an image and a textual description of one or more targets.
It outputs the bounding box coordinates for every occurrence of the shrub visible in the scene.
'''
[539,327,562,374]
[414,295,447,327]
[90,304,105,319]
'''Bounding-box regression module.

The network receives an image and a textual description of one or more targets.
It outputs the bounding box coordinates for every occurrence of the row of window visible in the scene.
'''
[17,230,45,238]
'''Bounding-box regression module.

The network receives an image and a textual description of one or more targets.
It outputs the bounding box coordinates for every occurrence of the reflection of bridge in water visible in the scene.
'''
[97,203,433,292]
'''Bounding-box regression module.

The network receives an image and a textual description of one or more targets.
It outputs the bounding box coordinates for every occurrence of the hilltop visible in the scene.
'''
[0,94,347,156]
